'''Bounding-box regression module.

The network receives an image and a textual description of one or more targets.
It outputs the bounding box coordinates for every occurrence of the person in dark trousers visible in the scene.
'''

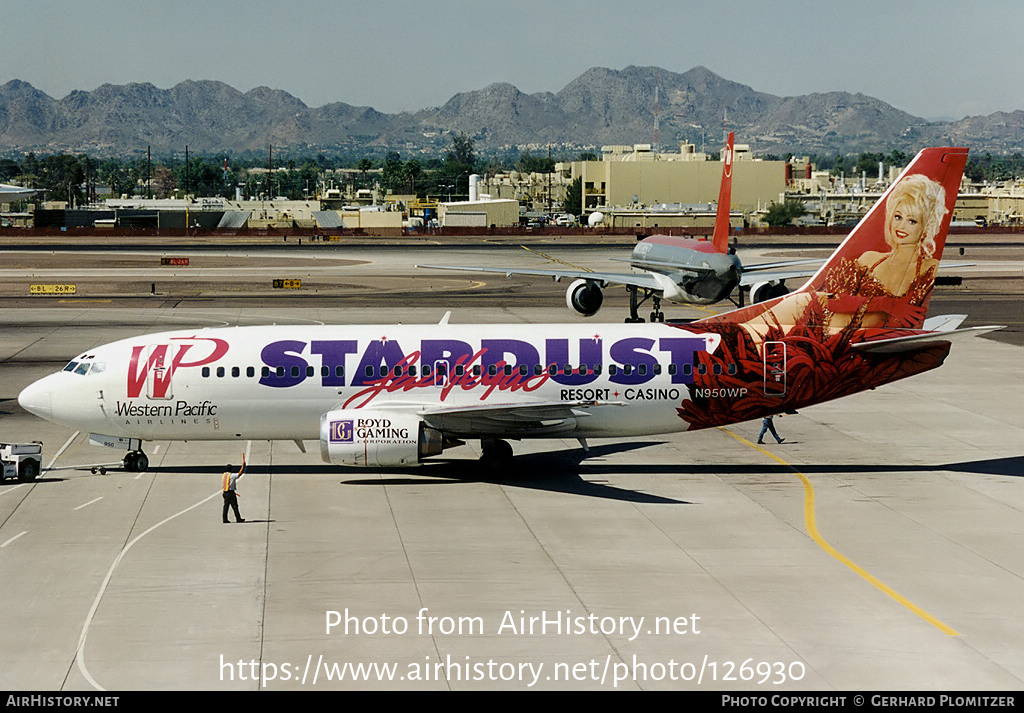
[757,414,785,444]
[222,454,246,523]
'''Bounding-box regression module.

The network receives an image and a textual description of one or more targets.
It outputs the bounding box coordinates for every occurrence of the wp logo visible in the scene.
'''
[127,337,229,399]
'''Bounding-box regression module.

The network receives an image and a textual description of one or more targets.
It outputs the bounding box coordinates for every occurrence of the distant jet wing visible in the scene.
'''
[416,263,665,291]
[738,258,822,287]
[411,400,626,438]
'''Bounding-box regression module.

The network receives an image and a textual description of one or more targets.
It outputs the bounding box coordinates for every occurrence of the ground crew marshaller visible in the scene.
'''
[222,454,246,523]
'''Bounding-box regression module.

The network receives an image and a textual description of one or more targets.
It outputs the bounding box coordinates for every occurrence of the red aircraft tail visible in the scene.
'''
[701,146,967,336]
[711,131,735,254]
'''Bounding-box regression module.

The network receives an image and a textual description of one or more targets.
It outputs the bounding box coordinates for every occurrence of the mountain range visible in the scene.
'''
[2,66,1023,157]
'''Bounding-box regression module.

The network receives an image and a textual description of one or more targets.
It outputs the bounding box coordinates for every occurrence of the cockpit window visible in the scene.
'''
[63,359,105,376]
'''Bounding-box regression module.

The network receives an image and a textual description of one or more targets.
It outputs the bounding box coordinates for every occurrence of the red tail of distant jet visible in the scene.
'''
[712,131,734,254]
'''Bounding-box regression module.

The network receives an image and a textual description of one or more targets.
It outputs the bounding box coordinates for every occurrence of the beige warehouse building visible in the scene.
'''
[573,143,788,218]
[438,198,520,227]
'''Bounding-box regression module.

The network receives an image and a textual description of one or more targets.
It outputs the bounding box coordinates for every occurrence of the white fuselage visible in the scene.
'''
[19,322,722,443]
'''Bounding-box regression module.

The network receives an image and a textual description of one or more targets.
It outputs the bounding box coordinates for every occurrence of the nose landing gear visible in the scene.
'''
[123,450,149,473]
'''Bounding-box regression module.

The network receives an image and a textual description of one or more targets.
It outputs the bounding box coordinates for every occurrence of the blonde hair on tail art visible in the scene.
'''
[884,173,947,258]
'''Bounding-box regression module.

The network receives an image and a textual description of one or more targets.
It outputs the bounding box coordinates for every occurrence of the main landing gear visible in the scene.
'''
[480,438,513,468]
[123,450,149,473]
[625,286,665,323]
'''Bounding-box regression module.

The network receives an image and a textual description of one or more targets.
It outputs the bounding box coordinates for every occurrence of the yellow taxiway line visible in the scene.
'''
[518,244,594,272]
[719,426,960,636]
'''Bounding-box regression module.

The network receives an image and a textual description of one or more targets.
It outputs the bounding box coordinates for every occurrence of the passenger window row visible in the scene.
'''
[198,362,738,379]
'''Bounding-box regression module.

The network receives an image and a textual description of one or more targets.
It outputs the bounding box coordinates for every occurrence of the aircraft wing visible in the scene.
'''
[738,259,821,287]
[0,184,38,201]
[412,399,625,437]
[416,263,665,291]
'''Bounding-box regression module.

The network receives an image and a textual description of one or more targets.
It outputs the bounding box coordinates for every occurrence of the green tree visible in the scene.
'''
[563,177,583,217]
[357,158,373,188]
[381,152,404,192]
[97,158,135,198]
[764,199,806,227]
[175,157,230,197]
[38,154,85,204]
[404,159,422,194]
[855,152,885,178]
[0,158,19,181]
[447,133,475,169]
[831,154,847,177]
[516,151,554,174]
[434,133,476,199]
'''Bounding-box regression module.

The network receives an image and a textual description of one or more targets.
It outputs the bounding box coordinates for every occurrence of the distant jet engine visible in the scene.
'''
[565,279,604,317]
[750,280,790,304]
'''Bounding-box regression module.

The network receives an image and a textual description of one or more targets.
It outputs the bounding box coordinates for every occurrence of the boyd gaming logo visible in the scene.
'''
[127,337,229,399]
[329,420,354,443]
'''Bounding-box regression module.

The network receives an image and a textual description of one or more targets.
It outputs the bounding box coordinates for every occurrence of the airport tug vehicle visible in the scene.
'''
[1,442,42,482]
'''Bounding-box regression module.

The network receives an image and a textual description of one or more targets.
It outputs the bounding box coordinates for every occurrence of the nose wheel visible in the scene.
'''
[123,450,149,473]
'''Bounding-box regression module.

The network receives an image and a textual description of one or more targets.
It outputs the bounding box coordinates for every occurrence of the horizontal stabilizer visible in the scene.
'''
[610,256,717,276]
[852,325,1003,353]
[922,314,968,332]
[738,267,821,287]
[739,258,821,273]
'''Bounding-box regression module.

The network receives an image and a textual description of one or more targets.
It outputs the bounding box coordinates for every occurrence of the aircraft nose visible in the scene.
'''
[18,378,53,422]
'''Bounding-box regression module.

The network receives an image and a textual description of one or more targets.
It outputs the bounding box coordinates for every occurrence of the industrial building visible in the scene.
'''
[573,141,787,220]
[436,174,519,227]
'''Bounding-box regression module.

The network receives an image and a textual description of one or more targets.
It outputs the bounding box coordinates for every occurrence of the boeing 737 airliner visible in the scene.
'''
[18,147,998,472]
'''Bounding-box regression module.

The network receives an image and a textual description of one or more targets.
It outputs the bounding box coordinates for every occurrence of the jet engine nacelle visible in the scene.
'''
[319,409,444,467]
[565,279,604,317]
[750,280,790,304]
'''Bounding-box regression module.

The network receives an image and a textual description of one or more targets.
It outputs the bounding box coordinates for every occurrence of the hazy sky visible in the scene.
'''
[2,0,1019,121]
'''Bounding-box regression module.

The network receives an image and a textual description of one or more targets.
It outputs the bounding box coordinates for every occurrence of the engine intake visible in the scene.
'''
[565,279,604,317]
[320,409,444,467]
[750,280,790,304]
